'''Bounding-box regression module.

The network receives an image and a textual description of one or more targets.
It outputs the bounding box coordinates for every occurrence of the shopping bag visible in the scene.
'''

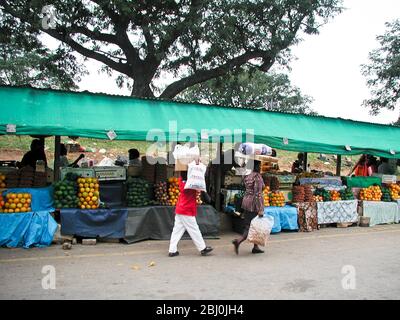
[184,161,207,192]
[247,215,274,246]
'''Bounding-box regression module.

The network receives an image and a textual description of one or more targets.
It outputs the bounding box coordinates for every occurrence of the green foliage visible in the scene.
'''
[362,19,400,116]
[178,68,315,114]
[0,10,86,89]
[0,0,343,98]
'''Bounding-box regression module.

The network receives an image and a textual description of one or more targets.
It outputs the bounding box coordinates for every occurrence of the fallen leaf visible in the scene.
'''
[148,261,156,267]
[131,265,140,271]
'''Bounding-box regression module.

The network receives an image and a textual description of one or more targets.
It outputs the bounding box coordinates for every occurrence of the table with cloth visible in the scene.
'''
[60,205,220,243]
[263,205,299,233]
[360,201,399,226]
[317,200,358,224]
[0,186,57,248]
[294,202,319,232]
[124,205,220,243]
[60,208,128,238]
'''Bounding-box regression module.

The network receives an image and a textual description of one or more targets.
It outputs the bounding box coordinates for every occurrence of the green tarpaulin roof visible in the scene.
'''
[0,85,399,158]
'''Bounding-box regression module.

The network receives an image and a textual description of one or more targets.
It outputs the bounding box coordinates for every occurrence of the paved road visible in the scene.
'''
[1,224,400,300]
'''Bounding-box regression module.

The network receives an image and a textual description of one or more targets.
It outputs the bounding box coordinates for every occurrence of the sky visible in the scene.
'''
[76,0,400,125]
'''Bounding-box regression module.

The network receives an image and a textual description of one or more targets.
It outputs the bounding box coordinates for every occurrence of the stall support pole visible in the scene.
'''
[215,142,223,211]
[303,152,308,171]
[54,136,61,181]
[336,155,342,176]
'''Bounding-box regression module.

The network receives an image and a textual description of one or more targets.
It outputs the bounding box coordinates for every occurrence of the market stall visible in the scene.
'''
[2,86,400,246]
[0,184,57,248]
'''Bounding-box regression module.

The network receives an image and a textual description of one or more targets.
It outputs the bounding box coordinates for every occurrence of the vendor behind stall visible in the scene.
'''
[18,139,47,170]
[60,143,84,168]
[291,153,304,173]
[128,148,142,165]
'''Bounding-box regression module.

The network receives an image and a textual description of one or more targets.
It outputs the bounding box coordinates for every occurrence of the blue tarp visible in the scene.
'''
[264,205,299,233]
[2,186,54,212]
[0,211,57,248]
[61,208,128,238]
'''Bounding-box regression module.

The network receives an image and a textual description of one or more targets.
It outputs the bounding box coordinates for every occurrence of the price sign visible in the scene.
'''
[107,130,117,140]
[6,124,16,133]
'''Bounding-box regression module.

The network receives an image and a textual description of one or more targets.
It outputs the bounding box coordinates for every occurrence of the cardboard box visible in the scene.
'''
[175,159,188,171]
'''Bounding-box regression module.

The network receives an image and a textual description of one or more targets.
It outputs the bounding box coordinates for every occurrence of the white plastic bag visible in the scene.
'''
[184,161,207,192]
[247,215,274,247]
[239,143,272,156]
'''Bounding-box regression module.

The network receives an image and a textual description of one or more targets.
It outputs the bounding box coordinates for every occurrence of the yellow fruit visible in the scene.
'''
[81,205,86,209]
[86,205,91,209]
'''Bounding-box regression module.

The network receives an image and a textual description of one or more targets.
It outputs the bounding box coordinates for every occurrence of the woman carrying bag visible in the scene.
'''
[232,160,265,255]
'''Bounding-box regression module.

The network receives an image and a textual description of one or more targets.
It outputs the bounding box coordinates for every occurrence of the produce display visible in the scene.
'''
[313,195,324,202]
[314,188,331,202]
[77,177,100,209]
[126,177,153,207]
[292,186,305,203]
[389,184,400,200]
[303,185,314,202]
[263,175,280,191]
[263,186,270,206]
[381,188,392,202]
[0,174,6,188]
[270,191,285,207]
[359,185,382,201]
[154,181,169,205]
[53,179,79,209]
[292,185,314,203]
[168,177,180,206]
[1,193,32,213]
[0,194,4,212]
[330,190,342,201]
[339,189,355,200]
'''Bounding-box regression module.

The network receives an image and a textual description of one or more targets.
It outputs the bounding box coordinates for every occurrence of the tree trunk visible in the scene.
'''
[130,81,155,98]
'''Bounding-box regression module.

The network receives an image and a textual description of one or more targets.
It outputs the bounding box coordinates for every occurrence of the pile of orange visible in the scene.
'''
[77,177,100,209]
[0,174,6,188]
[263,186,270,207]
[270,191,285,207]
[313,195,324,202]
[2,193,32,213]
[330,190,341,201]
[389,183,400,200]
[0,195,5,212]
[359,185,382,201]
[168,177,180,206]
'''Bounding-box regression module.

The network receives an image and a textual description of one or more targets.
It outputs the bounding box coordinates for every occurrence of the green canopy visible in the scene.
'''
[0,86,399,158]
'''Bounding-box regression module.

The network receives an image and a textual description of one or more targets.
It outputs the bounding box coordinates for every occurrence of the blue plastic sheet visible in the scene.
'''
[0,211,57,248]
[61,208,128,238]
[2,186,54,212]
[264,205,299,233]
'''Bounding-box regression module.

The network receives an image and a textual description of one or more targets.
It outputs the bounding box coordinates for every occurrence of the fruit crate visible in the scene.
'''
[60,168,95,180]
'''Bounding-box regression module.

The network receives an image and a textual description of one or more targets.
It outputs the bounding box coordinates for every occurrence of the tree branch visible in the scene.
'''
[160,50,269,98]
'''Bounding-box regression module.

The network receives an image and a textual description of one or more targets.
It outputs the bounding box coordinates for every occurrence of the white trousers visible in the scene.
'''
[169,214,206,253]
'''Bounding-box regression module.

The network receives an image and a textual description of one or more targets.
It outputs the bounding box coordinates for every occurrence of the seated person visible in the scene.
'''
[18,139,47,170]
[291,153,304,173]
[60,143,84,168]
[128,148,142,165]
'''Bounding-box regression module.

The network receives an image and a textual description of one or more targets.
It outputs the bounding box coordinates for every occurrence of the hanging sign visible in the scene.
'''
[390,150,396,155]
[345,145,351,151]
[6,124,16,133]
[107,130,117,140]
[283,138,289,145]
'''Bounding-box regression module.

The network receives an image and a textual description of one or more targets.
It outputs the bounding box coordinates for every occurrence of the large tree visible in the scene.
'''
[178,68,315,114]
[362,19,400,116]
[0,0,343,98]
